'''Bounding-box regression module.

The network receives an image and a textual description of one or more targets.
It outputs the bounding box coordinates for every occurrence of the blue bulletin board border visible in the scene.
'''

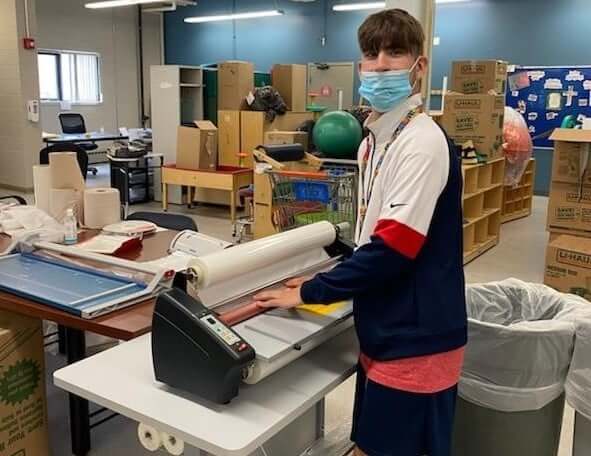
[506,65,591,149]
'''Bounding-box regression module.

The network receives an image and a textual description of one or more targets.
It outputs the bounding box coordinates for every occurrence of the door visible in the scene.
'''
[308,62,355,111]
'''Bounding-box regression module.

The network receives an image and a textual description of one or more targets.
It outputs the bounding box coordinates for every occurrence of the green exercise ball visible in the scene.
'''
[313,111,363,159]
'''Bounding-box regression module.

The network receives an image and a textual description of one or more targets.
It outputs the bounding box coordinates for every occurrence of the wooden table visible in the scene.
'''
[0,229,176,455]
[161,165,253,223]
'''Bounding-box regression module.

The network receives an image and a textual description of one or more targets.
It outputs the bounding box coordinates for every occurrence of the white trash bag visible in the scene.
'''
[461,279,583,412]
[566,302,591,420]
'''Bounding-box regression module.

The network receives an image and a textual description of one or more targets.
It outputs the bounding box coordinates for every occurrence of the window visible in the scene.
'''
[38,50,102,104]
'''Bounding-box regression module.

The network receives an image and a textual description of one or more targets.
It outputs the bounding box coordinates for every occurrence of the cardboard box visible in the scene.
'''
[451,60,508,95]
[218,111,241,167]
[440,93,505,160]
[241,111,315,167]
[0,312,49,456]
[549,129,591,185]
[271,64,307,112]
[545,234,591,299]
[264,131,309,150]
[547,181,591,235]
[218,61,254,110]
[176,121,218,171]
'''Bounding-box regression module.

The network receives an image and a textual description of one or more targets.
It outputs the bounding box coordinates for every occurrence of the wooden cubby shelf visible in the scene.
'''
[502,159,536,224]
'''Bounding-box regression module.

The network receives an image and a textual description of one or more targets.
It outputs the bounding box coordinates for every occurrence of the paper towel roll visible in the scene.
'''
[161,432,184,456]
[33,165,51,213]
[83,188,121,229]
[49,189,82,223]
[49,152,85,192]
[137,423,161,452]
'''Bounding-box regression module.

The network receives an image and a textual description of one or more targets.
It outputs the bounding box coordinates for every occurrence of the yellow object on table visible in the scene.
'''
[298,301,347,316]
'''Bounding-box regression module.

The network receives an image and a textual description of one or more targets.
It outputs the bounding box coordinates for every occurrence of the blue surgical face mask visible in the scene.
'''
[358,59,419,113]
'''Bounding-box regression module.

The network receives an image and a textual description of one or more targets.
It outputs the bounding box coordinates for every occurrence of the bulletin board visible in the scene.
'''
[506,66,591,148]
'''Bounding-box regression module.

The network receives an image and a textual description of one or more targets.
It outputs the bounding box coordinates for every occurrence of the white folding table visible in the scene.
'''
[54,328,358,455]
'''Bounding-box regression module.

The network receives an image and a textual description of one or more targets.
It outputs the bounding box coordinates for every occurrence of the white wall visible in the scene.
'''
[36,0,162,134]
[0,0,42,190]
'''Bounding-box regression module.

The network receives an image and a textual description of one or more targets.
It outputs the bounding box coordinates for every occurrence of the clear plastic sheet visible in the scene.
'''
[503,107,533,186]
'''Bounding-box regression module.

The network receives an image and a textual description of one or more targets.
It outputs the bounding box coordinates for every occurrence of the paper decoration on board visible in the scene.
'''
[528,70,546,81]
[584,81,591,90]
[563,86,579,107]
[566,70,585,82]
[517,100,527,114]
[580,99,589,107]
[528,112,538,121]
[508,71,530,91]
[512,91,519,97]
[544,78,563,90]
[546,112,559,121]
[528,94,538,102]
[547,92,564,111]
[528,125,536,133]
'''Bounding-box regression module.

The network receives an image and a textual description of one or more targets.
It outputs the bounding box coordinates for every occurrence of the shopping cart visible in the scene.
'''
[267,163,358,240]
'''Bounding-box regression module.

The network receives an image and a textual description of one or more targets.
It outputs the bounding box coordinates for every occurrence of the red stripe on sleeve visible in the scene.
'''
[374,219,426,259]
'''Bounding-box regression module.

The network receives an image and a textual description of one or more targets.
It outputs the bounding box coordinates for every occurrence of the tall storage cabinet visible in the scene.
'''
[150,65,204,203]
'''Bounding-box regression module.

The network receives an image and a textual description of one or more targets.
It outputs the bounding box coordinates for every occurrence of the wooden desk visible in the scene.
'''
[0,229,176,455]
[161,165,253,223]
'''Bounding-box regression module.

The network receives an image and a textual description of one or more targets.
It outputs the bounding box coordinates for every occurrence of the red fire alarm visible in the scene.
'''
[23,37,36,49]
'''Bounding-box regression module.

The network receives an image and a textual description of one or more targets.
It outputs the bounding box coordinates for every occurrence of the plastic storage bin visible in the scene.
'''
[453,279,588,456]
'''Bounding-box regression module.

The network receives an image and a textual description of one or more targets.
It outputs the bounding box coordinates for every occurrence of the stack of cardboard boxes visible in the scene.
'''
[218,62,314,168]
[544,129,591,299]
[440,60,508,161]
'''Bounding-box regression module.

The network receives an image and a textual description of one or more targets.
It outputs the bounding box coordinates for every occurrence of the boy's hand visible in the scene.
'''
[253,286,303,309]
[285,276,312,288]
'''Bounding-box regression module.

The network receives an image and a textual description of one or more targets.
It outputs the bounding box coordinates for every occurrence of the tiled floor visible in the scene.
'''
[0,166,577,454]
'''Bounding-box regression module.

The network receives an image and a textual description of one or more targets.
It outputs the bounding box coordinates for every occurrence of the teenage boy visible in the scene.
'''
[254,9,467,456]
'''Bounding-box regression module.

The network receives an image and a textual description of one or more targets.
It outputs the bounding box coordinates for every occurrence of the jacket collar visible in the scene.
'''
[366,94,423,145]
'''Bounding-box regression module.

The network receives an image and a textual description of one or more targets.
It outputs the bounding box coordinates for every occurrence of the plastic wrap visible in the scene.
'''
[461,279,582,412]
[503,107,533,186]
[565,300,591,420]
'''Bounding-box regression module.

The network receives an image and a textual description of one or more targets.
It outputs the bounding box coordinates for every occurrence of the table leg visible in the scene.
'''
[230,188,237,224]
[66,328,90,456]
[162,183,168,212]
[58,324,67,355]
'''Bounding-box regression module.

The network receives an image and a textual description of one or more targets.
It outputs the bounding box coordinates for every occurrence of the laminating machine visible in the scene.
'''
[151,221,354,404]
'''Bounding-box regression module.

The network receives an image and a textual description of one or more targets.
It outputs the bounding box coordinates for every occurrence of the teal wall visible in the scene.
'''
[164,0,591,195]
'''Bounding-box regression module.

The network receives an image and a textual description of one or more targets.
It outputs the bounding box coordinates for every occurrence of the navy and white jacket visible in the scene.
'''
[300,94,467,361]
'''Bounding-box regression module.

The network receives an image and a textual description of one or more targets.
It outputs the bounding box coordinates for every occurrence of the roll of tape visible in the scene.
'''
[83,188,121,229]
[161,432,185,455]
[137,423,162,452]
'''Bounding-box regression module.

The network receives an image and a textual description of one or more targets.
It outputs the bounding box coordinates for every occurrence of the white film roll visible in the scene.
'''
[161,432,185,455]
[190,221,336,288]
[33,165,51,213]
[137,423,162,452]
[83,188,121,229]
[49,189,83,223]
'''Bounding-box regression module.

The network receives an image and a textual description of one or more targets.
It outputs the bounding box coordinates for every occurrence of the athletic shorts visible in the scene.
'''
[351,363,458,456]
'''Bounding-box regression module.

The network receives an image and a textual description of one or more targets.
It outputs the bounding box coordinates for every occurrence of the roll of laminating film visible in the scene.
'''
[161,432,185,456]
[48,152,85,192]
[137,423,162,452]
[83,188,121,229]
[190,221,336,288]
[49,189,82,223]
[33,165,51,213]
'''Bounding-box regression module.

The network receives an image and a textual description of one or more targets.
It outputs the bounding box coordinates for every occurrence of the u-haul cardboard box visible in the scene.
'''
[545,234,591,300]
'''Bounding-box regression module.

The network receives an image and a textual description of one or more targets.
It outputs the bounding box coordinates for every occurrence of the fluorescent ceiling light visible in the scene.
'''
[332,2,385,11]
[85,0,164,8]
[185,9,284,23]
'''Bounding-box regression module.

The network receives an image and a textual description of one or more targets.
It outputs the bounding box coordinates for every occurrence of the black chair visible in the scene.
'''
[0,195,27,205]
[40,142,89,179]
[58,113,98,176]
[126,211,198,232]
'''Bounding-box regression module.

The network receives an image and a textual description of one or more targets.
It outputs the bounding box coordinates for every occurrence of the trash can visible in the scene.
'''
[565,298,591,456]
[453,279,582,456]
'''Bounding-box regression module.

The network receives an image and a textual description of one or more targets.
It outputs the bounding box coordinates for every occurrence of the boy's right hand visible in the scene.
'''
[285,276,312,288]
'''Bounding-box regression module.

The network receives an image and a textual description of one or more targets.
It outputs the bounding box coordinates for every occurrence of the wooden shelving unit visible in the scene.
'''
[502,159,536,223]
[462,157,505,265]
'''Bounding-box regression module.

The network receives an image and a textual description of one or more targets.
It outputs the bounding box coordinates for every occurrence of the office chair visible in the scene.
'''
[126,211,198,232]
[58,113,98,176]
[40,143,89,179]
[0,195,27,205]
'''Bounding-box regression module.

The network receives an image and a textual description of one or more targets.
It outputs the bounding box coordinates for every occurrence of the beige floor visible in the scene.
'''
[0,168,576,454]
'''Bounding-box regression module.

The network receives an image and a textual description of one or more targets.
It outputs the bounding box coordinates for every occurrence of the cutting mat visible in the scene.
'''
[0,253,147,318]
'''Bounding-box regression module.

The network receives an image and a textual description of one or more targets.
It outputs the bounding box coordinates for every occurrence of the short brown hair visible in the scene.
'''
[358,8,425,58]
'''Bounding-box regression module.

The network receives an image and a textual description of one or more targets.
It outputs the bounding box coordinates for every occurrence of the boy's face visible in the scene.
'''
[359,50,427,91]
